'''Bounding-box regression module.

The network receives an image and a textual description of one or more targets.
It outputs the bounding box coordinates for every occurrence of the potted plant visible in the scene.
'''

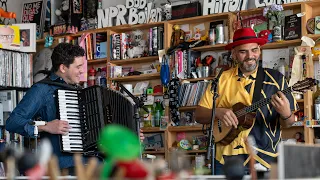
[263,4,285,42]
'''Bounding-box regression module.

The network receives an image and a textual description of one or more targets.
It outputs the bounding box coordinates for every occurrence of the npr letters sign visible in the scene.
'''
[97,0,162,28]
[203,0,307,15]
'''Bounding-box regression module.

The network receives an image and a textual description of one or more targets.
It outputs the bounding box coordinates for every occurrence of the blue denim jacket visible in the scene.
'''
[6,73,75,168]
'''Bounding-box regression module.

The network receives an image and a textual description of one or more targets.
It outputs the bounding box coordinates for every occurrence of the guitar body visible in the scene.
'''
[213,102,255,145]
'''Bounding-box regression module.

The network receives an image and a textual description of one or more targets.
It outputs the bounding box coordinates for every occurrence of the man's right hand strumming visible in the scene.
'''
[216,108,238,128]
[38,119,71,135]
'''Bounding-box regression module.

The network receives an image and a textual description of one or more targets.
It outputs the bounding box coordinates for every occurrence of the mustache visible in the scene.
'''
[244,58,257,62]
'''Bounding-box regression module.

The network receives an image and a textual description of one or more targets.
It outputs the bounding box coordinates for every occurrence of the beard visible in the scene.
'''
[238,58,258,73]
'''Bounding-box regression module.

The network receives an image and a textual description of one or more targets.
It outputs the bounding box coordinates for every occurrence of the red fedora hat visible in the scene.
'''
[225,28,267,50]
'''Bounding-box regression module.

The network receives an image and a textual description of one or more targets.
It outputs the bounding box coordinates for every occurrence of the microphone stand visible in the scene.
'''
[206,68,224,175]
[118,83,149,159]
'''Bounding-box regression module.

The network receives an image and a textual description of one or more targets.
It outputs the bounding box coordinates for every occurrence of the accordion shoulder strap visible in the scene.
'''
[37,78,80,90]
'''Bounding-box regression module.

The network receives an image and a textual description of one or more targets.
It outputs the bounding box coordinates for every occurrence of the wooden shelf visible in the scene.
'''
[133,92,163,97]
[110,22,164,32]
[191,44,226,51]
[110,56,159,65]
[297,99,304,103]
[141,127,165,133]
[307,34,320,40]
[87,58,108,65]
[168,125,203,132]
[0,86,30,91]
[110,73,160,82]
[179,106,197,111]
[261,39,301,49]
[36,39,46,43]
[143,150,165,154]
[184,150,207,153]
[181,77,214,82]
[167,12,230,25]
[169,150,207,154]
[36,28,110,43]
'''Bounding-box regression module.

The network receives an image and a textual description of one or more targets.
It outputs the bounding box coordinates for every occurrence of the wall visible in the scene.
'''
[5,0,23,23]
[101,0,258,12]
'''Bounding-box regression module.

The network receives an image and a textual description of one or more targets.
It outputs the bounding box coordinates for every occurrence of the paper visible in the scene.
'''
[193,23,205,32]
[180,24,190,32]
[262,49,290,69]
[301,36,315,47]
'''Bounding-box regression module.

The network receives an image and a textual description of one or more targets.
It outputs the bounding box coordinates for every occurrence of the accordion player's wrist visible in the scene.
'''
[37,122,48,132]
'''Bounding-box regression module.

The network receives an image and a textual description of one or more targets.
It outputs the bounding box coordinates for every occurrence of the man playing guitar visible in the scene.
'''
[195,28,299,175]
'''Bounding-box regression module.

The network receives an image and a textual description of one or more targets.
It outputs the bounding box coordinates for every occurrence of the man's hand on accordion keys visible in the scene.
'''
[38,119,71,135]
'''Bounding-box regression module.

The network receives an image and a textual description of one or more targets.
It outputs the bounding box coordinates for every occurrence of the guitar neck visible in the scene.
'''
[235,87,293,117]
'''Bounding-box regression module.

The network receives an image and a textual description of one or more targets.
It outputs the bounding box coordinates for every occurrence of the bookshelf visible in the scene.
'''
[110,56,159,65]
[109,73,161,82]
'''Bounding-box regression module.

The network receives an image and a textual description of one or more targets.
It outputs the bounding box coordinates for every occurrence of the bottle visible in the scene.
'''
[315,97,320,120]
[96,68,101,86]
[153,99,163,127]
[142,105,153,127]
[314,80,320,99]
[88,67,96,87]
[277,58,286,76]
[100,67,107,87]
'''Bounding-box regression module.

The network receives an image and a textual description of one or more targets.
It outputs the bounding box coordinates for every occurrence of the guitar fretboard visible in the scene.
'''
[234,87,293,117]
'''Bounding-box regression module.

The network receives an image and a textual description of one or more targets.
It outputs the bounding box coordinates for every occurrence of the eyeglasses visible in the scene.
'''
[0,34,14,40]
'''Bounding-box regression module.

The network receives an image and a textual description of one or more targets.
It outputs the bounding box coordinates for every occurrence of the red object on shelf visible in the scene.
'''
[88,67,96,86]
[115,160,148,178]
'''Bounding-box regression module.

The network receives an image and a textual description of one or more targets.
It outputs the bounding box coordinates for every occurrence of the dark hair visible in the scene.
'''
[51,43,85,72]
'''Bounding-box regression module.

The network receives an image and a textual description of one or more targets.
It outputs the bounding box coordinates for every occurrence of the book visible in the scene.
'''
[284,14,301,40]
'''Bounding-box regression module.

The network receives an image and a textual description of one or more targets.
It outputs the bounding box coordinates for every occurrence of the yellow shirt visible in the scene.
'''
[198,66,298,168]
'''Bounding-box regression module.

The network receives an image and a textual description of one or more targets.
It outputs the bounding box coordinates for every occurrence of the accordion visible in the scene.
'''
[56,85,137,153]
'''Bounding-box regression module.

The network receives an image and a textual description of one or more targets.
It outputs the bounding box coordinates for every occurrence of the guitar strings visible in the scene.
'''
[234,87,292,117]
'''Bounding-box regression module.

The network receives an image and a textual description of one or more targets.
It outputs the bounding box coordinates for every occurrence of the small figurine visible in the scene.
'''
[258,30,272,43]
[295,132,305,142]
[170,25,185,47]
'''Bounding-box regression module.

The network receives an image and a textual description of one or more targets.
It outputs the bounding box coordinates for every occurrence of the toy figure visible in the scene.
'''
[295,132,305,142]
[170,25,185,47]
[258,30,272,43]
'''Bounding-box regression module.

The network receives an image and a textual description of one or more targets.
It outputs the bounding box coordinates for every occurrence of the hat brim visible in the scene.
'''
[225,38,267,50]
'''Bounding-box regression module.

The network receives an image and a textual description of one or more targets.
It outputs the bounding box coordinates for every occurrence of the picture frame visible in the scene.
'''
[0,25,21,51]
[13,23,37,52]
[21,0,47,40]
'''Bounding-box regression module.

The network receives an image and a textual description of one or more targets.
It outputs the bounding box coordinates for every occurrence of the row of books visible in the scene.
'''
[0,50,33,88]
[110,26,164,60]
[171,49,232,80]
[179,81,209,107]
[61,33,108,61]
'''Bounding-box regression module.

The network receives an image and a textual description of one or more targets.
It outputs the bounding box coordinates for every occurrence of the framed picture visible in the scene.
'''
[0,25,20,51]
[13,23,37,52]
[21,0,47,39]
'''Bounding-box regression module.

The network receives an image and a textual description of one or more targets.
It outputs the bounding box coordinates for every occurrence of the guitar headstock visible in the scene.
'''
[292,78,316,92]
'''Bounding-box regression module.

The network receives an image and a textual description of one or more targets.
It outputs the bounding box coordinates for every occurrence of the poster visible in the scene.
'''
[21,0,47,39]
[0,25,20,50]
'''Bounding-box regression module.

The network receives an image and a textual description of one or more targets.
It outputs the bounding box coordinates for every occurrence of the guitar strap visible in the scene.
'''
[252,66,264,104]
